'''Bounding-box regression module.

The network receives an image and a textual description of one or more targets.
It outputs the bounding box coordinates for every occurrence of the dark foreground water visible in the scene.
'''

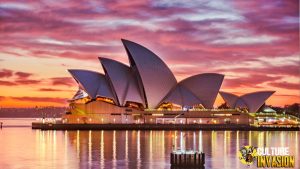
[0,122,299,169]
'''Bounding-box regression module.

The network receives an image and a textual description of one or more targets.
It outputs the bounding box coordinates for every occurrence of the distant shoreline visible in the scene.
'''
[1,125,32,128]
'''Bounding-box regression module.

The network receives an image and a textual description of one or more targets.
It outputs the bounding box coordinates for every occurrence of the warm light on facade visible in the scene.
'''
[152,114,164,116]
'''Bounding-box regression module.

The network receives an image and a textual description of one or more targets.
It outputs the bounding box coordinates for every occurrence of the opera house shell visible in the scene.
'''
[65,39,275,124]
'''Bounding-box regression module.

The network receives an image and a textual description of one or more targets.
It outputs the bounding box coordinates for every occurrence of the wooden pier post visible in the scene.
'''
[170,151,205,167]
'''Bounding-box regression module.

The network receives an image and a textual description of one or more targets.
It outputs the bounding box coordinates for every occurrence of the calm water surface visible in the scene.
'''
[0,121,299,169]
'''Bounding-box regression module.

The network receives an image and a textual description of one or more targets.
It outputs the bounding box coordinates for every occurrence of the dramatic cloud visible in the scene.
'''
[0,96,5,101]
[50,77,76,86]
[0,69,40,86]
[38,88,64,92]
[222,74,283,89]
[0,80,17,86]
[9,96,67,103]
[0,69,13,78]
[268,82,300,90]
[14,79,40,85]
[0,0,299,107]
[15,71,32,79]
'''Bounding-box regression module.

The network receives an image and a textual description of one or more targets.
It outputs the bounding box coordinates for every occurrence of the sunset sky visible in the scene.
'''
[0,0,299,108]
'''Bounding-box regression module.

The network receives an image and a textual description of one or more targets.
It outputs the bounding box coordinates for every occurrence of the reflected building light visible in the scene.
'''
[224,131,231,169]
[64,130,68,165]
[162,131,165,156]
[199,131,203,152]
[149,130,153,163]
[137,130,141,169]
[100,130,104,169]
[76,130,80,159]
[236,131,240,168]
[248,131,252,146]
[47,130,51,143]
[224,131,227,155]
[258,132,265,148]
[125,130,128,168]
[39,130,46,161]
[296,132,298,162]
[280,131,284,147]
[193,132,196,151]
[53,130,57,166]
[89,130,92,169]
[266,131,269,146]
[211,131,217,158]
[227,131,231,152]
[175,131,178,151]
[113,130,116,169]
[180,132,185,151]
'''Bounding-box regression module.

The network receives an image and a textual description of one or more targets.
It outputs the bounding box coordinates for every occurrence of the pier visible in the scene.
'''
[170,150,205,168]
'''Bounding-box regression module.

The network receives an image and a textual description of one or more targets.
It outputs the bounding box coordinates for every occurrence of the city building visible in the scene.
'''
[63,39,275,125]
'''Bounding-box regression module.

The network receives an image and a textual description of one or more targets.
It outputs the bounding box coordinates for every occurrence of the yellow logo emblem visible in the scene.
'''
[238,145,258,166]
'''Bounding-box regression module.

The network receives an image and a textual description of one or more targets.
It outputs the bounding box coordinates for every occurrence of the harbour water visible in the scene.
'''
[0,119,299,169]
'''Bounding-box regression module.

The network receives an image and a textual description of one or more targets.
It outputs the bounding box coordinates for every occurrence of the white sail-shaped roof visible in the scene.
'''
[67,39,275,111]
[180,73,224,108]
[235,99,248,108]
[68,69,116,102]
[122,39,177,108]
[219,91,239,108]
[241,91,275,112]
[99,57,144,106]
[220,91,275,112]
[162,84,202,107]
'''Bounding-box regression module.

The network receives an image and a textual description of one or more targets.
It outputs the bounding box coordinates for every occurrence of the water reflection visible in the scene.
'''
[0,128,299,169]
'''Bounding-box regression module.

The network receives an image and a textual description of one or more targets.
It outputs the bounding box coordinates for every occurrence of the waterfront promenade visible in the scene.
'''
[32,123,300,131]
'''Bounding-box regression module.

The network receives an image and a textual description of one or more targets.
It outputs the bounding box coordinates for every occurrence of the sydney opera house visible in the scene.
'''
[63,39,275,125]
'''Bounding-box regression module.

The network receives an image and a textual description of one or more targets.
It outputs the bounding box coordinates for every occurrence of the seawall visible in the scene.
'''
[32,123,300,131]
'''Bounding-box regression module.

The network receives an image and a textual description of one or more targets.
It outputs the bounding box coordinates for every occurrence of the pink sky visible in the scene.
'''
[0,0,299,107]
